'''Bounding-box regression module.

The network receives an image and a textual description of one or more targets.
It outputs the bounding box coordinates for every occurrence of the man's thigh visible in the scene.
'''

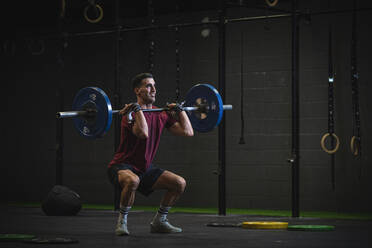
[108,164,139,189]
[117,169,140,188]
[151,170,186,191]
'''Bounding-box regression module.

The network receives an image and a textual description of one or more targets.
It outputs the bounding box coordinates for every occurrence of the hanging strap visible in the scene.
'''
[350,0,361,158]
[239,32,245,144]
[320,21,339,191]
[320,25,339,155]
[327,24,337,191]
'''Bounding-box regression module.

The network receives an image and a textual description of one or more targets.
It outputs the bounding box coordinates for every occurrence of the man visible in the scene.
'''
[107,72,194,236]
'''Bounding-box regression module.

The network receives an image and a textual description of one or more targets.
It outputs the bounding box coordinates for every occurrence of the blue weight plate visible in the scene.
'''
[72,87,113,139]
[185,84,223,132]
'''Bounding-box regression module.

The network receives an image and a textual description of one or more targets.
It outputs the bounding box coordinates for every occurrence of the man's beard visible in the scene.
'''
[143,95,155,104]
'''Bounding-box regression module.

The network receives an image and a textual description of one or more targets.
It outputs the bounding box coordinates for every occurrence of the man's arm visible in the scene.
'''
[132,111,149,139]
[167,105,194,137]
[119,103,149,139]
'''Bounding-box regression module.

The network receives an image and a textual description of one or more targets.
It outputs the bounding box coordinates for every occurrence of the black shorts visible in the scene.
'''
[107,164,164,196]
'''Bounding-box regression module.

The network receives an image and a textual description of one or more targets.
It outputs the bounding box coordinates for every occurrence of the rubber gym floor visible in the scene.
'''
[1,205,371,248]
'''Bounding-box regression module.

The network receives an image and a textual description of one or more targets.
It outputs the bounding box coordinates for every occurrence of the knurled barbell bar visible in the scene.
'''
[56,83,233,139]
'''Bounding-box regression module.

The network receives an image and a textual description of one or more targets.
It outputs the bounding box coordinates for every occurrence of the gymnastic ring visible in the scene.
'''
[84,3,103,24]
[320,133,340,154]
[350,136,360,156]
[265,0,279,7]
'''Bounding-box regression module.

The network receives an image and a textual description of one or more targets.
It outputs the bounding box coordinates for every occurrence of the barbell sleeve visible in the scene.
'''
[56,111,88,119]
[222,105,233,110]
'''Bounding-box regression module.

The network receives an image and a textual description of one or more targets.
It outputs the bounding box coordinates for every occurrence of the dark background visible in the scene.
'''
[2,0,371,213]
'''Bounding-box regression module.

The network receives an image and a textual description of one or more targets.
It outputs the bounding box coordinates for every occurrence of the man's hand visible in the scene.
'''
[119,103,141,116]
[166,103,184,117]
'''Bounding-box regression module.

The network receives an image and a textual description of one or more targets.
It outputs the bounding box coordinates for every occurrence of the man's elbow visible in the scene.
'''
[135,130,149,139]
[138,133,149,139]
[185,129,194,137]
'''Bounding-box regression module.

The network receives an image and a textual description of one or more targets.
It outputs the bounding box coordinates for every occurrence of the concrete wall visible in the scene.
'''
[3,1,372,213]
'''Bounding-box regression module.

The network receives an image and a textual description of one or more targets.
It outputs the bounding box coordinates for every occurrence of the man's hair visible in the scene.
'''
[132,72,153,90]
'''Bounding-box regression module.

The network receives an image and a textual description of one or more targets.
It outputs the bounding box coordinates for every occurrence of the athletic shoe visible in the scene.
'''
[115,219,130,236]
[150,218,182,233]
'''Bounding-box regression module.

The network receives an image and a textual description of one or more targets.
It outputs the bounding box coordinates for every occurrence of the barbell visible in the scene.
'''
[56,83,233,139]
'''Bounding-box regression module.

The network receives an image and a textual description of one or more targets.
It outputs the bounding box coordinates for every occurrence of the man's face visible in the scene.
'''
[135,77,156,104]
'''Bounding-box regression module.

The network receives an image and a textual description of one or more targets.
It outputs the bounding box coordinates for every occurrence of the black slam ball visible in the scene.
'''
[42,185,82,216]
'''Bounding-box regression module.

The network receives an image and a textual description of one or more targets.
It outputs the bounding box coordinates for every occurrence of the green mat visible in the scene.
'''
[5,202,372,220]
[287,225,335,231]
[0,234,36,242]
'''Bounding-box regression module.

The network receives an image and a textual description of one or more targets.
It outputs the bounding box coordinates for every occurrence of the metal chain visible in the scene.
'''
[148,0,155,73]
[175,27,180,102]
[327,22,336,190]
[175,3,181,102]
[328,26,335,136]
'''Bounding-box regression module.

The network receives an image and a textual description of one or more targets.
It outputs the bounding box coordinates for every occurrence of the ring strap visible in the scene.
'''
[350,0,361,157]
[238,32,245,144]
[60,0,66,18]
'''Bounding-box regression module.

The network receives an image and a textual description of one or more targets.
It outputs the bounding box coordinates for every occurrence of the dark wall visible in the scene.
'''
[3,1,372,213]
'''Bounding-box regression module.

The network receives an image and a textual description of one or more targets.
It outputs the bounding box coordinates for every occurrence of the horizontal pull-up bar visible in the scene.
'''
[28,7,372,39]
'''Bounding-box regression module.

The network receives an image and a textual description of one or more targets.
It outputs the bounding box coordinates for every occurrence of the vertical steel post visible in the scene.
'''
[291,0,300,218]
[56,87,64,185]
[56,14,66,186]
[218,0,227,216]
[114,0,121,152]
[113,0,121,210]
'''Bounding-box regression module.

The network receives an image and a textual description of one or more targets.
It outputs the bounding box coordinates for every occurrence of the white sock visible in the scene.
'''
[119,206,131,223]
[157,205,171,222]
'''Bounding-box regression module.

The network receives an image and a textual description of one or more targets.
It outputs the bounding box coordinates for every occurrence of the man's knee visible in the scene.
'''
[127,176,140,191]
[118,171,140,191]
[175,176,186,194]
